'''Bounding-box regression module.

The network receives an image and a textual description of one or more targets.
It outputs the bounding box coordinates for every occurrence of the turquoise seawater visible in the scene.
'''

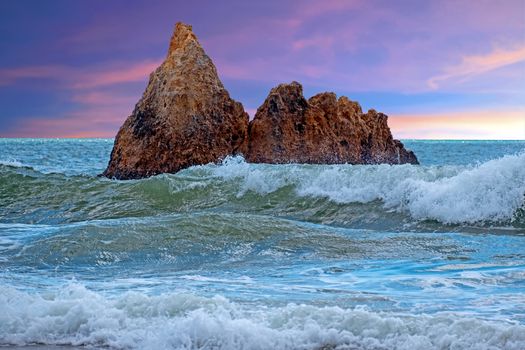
[0,139,524,349]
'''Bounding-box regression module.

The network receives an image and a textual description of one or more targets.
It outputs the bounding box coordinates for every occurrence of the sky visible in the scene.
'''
[0,0,524,139]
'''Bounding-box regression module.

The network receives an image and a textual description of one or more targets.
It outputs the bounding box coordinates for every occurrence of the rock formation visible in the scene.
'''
[103,24,418,180]
[102,22,249,179]
[246,82,418,165]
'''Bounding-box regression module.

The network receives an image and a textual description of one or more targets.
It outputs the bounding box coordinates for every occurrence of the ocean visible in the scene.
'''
[0,139,524,349]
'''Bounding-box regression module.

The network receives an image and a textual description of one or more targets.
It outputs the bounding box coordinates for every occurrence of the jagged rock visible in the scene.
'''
[246,82,418,165]
[102,22,249,179]
[103,23,418,179]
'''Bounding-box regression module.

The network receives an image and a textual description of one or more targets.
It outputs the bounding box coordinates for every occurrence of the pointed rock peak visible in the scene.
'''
[256,81,308,118]
[102,22,249,180]
[271,81,303,96]
[168,22,200,55]
[266,82,306,109]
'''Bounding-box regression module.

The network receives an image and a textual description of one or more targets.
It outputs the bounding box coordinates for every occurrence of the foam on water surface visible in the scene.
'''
[1,284,524,350]
[208,152,525,224]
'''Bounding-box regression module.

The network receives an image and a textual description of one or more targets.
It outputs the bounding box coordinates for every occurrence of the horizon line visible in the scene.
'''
[1,137,524,141]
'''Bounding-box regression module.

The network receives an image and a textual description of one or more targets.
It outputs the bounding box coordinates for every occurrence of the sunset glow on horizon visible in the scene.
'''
[0,0,524,139]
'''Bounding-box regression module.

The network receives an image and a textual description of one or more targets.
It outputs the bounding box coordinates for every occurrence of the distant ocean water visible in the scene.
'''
[0,139,524,350]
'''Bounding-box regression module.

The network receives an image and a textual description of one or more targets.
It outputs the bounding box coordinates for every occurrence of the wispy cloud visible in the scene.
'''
[0,59,158,137]
[0,57,162,137]
[0,65,69,86]
[71,60,160,89]
[292,36,335,51]
[4,105,128,138]
[0,59,160,89]
[428,46,525,89]
[1,0,524,138]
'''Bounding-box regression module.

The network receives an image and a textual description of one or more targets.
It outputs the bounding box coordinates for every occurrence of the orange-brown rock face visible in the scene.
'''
[246,82,418,165]
[102,23,249,179]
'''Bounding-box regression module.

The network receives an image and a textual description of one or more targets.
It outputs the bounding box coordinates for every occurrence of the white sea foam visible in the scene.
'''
[0,284,523,349]
[208,153,525,224]
[179,275,254,284]
[0,159,23,167]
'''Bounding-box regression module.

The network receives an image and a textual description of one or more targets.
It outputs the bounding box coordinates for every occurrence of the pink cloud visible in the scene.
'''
[0,65,71,86]
[292,37,331,51]
[427,45,525,89]
[0,59,160,89]
[0,59,161,137]
[208,0,525,94]
[4,105,128,138]
[71,60,161,89]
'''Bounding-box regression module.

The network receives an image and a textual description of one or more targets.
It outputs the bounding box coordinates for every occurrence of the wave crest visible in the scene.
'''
[208,153,525,225]
[1,153,524,227]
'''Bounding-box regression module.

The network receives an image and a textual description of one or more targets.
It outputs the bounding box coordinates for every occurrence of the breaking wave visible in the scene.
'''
[1,284,524,350]
[209,153,525,225]
[1,153,524,227]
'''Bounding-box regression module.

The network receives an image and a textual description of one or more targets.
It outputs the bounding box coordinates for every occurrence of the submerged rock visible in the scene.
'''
[102,22,249,179]
[246,82,418,165]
